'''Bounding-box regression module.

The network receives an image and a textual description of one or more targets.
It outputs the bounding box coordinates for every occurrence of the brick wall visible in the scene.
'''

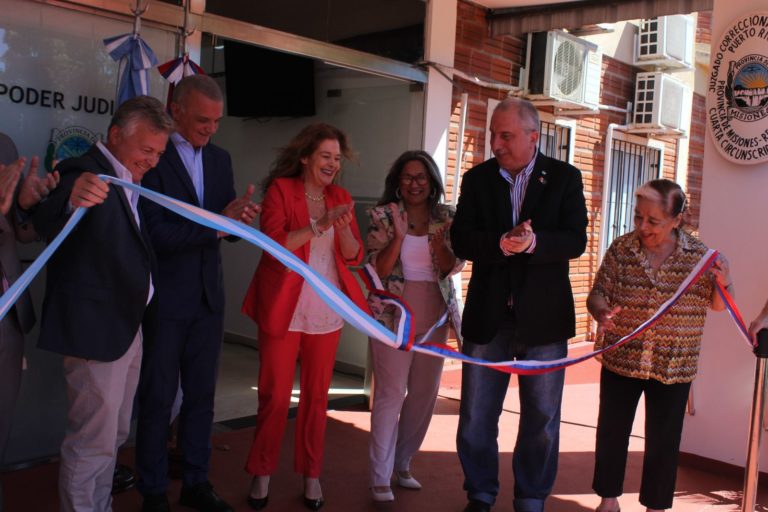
[449,0,697,343]
[696,11,713,45]
[686,93,706,232]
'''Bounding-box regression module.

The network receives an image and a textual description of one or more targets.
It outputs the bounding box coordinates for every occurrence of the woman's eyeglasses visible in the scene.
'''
[400,174,430,185]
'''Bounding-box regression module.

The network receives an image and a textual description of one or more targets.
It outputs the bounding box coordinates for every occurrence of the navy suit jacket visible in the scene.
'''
[450,152,588,346]
[139,139,236,320]
[32,146,156,361]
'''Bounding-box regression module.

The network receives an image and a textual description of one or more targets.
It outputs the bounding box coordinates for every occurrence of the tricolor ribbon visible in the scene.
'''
[717,280,754,348]
[157,54,205,84]
[0,176,753,373]
[157,54,205,109]
[357,264,450,351]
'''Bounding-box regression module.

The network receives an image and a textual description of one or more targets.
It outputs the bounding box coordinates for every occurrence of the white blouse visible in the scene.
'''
[400,234,436,282]
[288,224,344,334]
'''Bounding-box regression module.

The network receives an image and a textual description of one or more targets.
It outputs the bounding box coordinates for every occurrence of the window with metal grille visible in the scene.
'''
[538,121,571,162]
[603,139,661,251]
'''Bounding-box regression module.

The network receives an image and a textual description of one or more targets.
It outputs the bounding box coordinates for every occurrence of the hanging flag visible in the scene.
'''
[103,33,158,106]
[158,53,205,108]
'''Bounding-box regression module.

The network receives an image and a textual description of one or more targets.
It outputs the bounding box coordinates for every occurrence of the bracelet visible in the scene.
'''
[310,219,323,237]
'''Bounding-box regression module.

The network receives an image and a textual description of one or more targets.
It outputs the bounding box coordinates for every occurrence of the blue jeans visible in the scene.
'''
[457,314,567,512]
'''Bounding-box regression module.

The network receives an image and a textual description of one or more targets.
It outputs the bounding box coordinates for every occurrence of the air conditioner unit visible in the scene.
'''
[634,15,694,70]
[522,30,602,110]
[631,72,692,133]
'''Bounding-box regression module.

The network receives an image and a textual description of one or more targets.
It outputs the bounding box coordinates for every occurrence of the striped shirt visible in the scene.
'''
[498,153,537,255]
[499,154,536,226]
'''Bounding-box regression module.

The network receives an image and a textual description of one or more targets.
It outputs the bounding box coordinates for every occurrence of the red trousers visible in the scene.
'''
[245,328,341,477]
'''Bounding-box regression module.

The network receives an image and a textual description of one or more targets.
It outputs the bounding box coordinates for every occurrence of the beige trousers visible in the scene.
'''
[369,280,448,487]
[58,331,142,512]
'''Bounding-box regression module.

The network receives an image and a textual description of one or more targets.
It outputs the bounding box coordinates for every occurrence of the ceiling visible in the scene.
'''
[205,0,425,43]
[473,0,584,7]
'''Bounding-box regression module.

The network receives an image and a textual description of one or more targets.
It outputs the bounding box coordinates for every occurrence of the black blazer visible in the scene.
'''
[450,152,588,346]
[32,146,156,361]
[139,140,236,320]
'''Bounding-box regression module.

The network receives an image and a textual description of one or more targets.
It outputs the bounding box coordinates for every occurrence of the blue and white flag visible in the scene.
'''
[103,33,158,106]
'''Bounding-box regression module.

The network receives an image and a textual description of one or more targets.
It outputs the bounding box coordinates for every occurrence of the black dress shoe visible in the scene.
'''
[141,494,171,512]
[247,495,269,510]
[464,499,491,512]
[179,482,234,512]
[303,496,325,510]
[111,463,135,494]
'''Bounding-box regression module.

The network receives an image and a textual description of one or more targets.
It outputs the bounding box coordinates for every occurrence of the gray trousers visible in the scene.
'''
[58,332,142,512]
[0,315,24,512]
[0,314,24,462]
[368,280,447,487]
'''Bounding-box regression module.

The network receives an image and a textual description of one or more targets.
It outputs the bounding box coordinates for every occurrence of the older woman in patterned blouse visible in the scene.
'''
[365,150,464,503]
[588,179,732,512]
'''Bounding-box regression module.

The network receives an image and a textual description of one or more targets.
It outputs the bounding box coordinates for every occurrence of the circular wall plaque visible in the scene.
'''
[707,12,768,165]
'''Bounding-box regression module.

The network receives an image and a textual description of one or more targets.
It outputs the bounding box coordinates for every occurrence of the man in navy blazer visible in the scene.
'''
[32,96,172,512]
[136,75,258,512]
[451,98,588,512]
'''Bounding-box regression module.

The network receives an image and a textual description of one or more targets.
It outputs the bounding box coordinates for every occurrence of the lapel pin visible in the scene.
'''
[539,176,547,184]
[541,170,547,175]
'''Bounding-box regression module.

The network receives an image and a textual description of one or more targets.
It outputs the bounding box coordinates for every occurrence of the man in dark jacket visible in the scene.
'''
[451,97,588,512]
[32,96,172,512]
[135,75,257,512]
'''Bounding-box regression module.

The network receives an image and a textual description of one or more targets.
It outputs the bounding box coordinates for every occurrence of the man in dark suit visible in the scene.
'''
[451,98,588,512]
[0,140,59,512]
[31,96,172,512]
[135,75,257,512]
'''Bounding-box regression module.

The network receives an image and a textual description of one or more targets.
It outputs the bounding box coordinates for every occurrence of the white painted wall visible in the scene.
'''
[216,67,422,371]
[680,0,768,468]
[422,0,456,173]
[581,21,638,65]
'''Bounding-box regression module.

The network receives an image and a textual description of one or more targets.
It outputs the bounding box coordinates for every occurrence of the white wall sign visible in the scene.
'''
[0,0,175,169]
[706,12,768,164]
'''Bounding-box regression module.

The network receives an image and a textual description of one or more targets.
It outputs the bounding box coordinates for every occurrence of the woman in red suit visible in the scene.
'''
[242,123,368,511]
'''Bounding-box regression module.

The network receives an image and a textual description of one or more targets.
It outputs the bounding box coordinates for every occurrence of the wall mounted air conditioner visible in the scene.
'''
[634,15,694,71]
[521,30,602,110]
[630,72,692,134]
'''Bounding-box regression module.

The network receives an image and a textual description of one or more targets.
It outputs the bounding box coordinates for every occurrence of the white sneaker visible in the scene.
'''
[396,471,422,490]
[371,487,395,502]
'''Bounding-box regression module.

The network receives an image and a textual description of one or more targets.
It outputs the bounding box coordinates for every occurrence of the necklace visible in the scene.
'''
[408,219,428,230]
[304,191,325,202]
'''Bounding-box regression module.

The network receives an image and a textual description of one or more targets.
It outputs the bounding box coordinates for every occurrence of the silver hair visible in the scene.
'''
[494,97,540,133]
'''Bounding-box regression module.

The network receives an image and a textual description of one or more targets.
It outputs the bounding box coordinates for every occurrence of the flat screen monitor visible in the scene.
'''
[224,40,316,118]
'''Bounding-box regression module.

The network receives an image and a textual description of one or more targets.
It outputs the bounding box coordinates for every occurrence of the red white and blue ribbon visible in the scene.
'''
[157,54,205,108]
[357,264,450,351]
[355,250,753,372]
[717,279,754,348]
[0,176,753,373]
[103,33,158,106]
[158,54,205,84]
